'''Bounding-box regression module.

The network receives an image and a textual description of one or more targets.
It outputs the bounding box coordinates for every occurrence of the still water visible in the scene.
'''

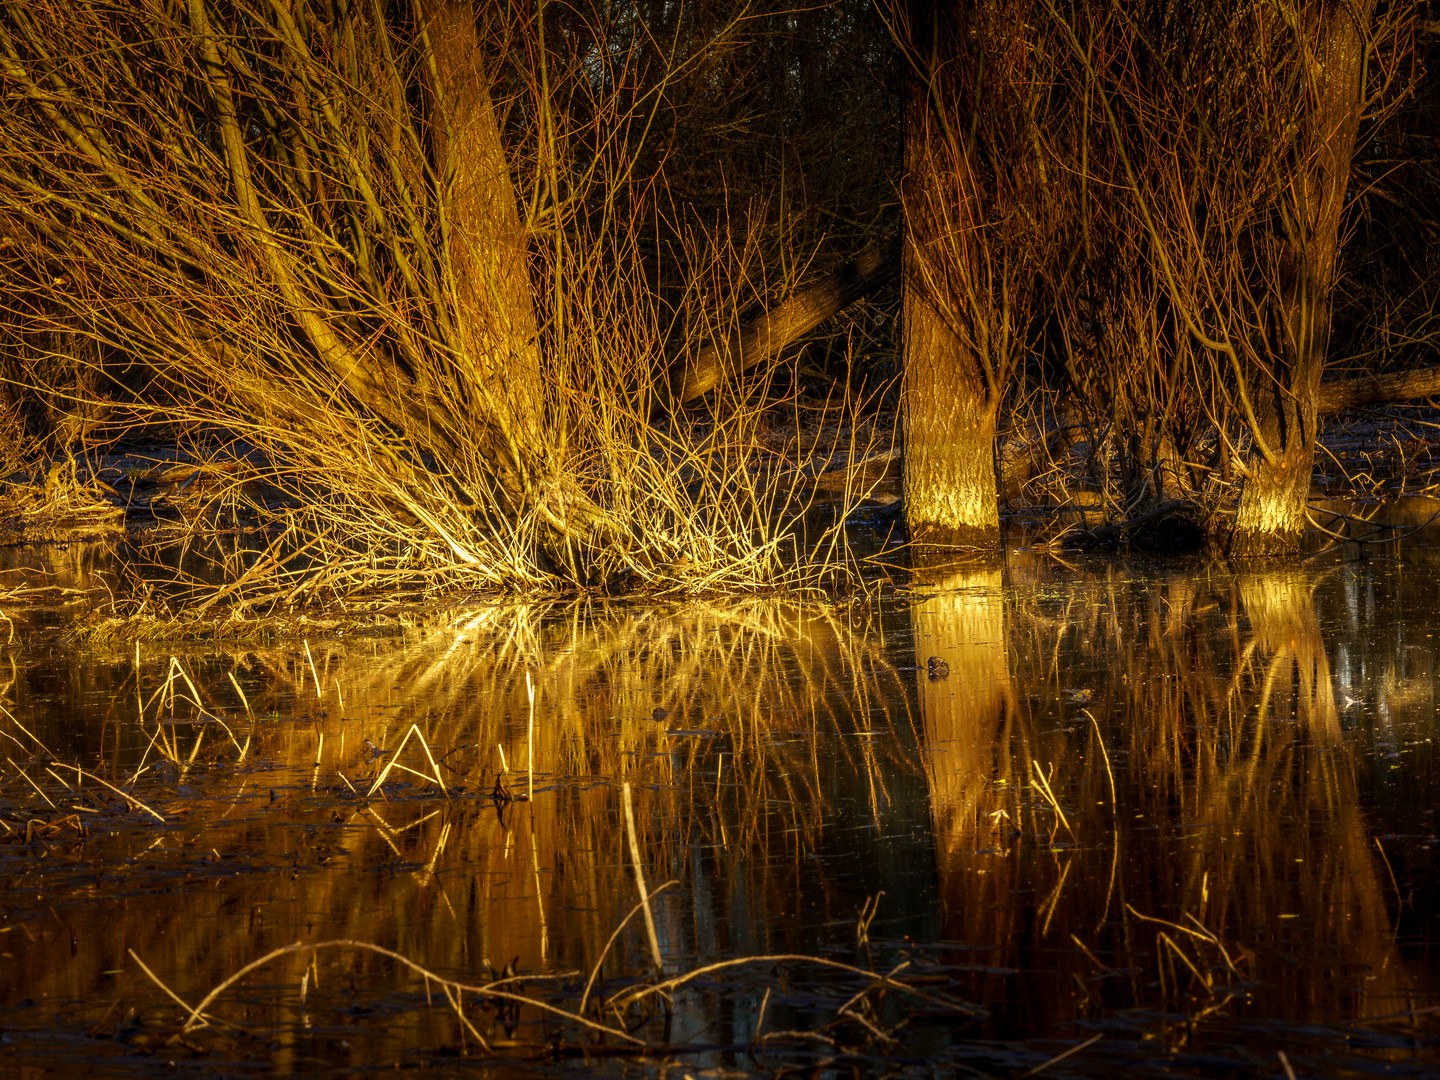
[1,537,1439,1076]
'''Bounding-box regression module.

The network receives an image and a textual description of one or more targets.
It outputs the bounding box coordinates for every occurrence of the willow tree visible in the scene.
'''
[0,0,865,597]
[1225,0,1379,555]
[895,0,1052,548]
[1047,0,1393,554]
[0,0,559,573]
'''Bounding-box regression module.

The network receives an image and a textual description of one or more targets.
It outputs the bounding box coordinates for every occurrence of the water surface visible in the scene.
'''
[1,542,1438,1076]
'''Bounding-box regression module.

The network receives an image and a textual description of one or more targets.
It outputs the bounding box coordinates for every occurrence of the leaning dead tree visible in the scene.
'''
[666,236,900,408]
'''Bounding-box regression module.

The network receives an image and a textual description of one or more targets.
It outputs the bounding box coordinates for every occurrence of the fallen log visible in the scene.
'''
[998,402,1086,498]
[1317,366,1440,413]
[666,235,901,407]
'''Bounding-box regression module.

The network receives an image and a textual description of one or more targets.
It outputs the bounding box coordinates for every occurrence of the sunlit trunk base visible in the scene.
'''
[901,284,1000,548]
[903,408,1001,547]
[1229,450,1313,557]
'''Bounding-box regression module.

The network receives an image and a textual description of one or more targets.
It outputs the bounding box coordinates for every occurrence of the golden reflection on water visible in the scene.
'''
[910,556,1425,1046]
[1,599,930,1063]
[0,562,1437,1068]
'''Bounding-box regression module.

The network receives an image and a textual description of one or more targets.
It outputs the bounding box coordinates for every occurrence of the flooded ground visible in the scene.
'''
[2,515,1440,1076]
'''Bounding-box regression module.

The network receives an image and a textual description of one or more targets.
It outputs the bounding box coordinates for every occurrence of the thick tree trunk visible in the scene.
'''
[667,237,899,407]
[1230,445,1316,557]
[895,0,1041,549]
[902,278,1000,546]
[898,3,1007,550]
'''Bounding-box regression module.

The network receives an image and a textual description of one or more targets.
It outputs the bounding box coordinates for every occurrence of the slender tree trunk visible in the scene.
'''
[1231,0,1374,556]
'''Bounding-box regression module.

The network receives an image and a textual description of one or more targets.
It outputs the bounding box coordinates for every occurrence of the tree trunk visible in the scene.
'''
[1231,0,1375,556]
[1230,445,1316,556]
[427,0,545,471]
[896,0,1041,549]
[902,275,1001,546]
[898,6,993,549]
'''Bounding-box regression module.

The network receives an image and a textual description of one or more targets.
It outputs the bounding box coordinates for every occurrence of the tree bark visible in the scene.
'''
[902,275,1001,546]
[898,12,993,549]
[666,236,900,407]
[1230,445,1316,556]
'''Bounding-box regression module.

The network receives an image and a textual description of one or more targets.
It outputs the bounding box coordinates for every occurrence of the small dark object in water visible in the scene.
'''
[361,737,386,763]
[491,769,513,804]
[927,656,950,681]
[652,706,668,722]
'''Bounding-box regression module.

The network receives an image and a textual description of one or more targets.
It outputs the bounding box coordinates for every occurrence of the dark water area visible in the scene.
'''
[2,513,1440,1076]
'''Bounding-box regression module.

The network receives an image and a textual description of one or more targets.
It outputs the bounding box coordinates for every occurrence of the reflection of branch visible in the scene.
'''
[145,939,627,1041]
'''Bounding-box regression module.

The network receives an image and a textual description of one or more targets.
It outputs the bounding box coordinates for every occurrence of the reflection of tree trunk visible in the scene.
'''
[1237,569,1340,740]
[910,557,1014,996]
[1231,0,1375,557]
[913,562,1010,815]
[1205,568,1409,1017]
